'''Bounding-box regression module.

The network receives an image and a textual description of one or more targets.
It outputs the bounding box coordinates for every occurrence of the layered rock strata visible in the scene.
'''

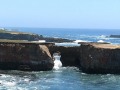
[0,42,54,71]
[80,43,120,74]
[0,29,73,42]
[1,38,120,74]
[0,32,43,41]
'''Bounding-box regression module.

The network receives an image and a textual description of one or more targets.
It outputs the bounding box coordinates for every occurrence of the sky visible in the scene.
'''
[0,0,120,29]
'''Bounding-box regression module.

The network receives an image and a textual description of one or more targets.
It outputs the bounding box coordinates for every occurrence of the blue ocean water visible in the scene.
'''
[1,67,120,90]
[0,27,120,90]
[7,27,120,44]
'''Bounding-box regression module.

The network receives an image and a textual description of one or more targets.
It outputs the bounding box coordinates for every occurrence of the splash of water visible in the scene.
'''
[53,53,62,70]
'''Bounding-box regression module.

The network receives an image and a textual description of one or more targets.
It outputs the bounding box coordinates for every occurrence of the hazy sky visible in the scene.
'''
[0,0,120,29]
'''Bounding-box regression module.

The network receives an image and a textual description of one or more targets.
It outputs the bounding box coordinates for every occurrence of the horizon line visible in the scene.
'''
[1,26,120,30]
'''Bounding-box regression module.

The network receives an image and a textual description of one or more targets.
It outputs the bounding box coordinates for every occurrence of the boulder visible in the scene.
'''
[0,43,54,71]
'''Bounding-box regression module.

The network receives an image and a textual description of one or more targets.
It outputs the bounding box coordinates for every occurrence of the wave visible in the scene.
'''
[73,40,91,43]
[97,40,106,43]
[55,42,80,46]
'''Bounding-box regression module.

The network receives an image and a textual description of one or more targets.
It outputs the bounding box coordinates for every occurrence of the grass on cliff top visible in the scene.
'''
[0,39,52,44]
[0,39,31,43]
[0,29,8,33]
[0,28,36,35]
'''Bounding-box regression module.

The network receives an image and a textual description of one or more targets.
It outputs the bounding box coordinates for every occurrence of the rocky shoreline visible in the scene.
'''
[0,29,120,74]
[80,43,120,74]
[0,29,73,42]
[0,41,54,71]
[0,40,120,74]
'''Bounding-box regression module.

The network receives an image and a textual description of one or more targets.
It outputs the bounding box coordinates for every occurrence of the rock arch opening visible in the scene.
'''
[53,51,62,70]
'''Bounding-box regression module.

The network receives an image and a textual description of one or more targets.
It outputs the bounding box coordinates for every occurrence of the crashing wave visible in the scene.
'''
[73,40,89,43]
[55,42,80,46]
[0,81,16,86]
[53,53,62,70]
[97,40,105,43]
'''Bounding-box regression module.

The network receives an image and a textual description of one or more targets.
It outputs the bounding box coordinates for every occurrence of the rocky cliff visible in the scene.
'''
[0,29,73,42]
[80,43,120,74]
[0,40,120,73]
[0,42,54,71]
[0,30,43,41]
[1,29,120,73]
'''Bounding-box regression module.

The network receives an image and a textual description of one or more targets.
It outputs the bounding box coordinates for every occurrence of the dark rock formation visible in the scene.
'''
[0,42,54,71]
[80,43,120,74]
[0,33,43,41]
[48,45,80,67]
[0,29,73,42]
[109,35,120,38]
[0,32,73,42]
[44,37,74,43]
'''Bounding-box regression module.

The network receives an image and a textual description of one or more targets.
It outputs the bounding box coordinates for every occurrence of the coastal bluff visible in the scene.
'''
[0,29,43,41]
[0,29,120,74]
[0,40,120,74]
[48,42,120,74]
[0,29,73,42]
[0,40,54,71]
[80,43,120,74]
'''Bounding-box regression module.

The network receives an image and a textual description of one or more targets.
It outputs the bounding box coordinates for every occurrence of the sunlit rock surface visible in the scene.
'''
[80,43,120,74]
[0,42,54,71]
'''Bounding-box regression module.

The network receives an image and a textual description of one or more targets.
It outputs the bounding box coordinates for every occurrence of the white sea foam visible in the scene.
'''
[32,40,46,43]
[24,78,30,82]
[99,35,106,38]
[53,53,62,70]
[53,60,62,70]
[55,42,80,46]
[0,81,16,86]
[73,40,90,43]
[97,40,105,43]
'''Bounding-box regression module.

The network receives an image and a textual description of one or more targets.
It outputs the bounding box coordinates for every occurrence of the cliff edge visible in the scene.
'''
[0,41,54,71]
[0,29,73,42]
[80,43,120,74]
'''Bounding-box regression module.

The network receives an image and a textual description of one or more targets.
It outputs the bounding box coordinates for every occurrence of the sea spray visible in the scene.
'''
[53,52,62,70]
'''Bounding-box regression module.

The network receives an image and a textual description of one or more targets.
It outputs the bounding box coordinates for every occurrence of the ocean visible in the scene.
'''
[0,27,120,90]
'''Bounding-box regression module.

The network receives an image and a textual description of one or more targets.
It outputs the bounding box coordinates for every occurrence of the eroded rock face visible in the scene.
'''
[0,43,54,71]
[80,43,120,74]
[48,45,80,67]
[44,37,74,43]
[0,33,43,41]
[0,31,73,42]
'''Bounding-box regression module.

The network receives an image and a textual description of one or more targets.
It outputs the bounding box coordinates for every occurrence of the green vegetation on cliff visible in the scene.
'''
[0,28,73,42]
[0,28,43,41]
